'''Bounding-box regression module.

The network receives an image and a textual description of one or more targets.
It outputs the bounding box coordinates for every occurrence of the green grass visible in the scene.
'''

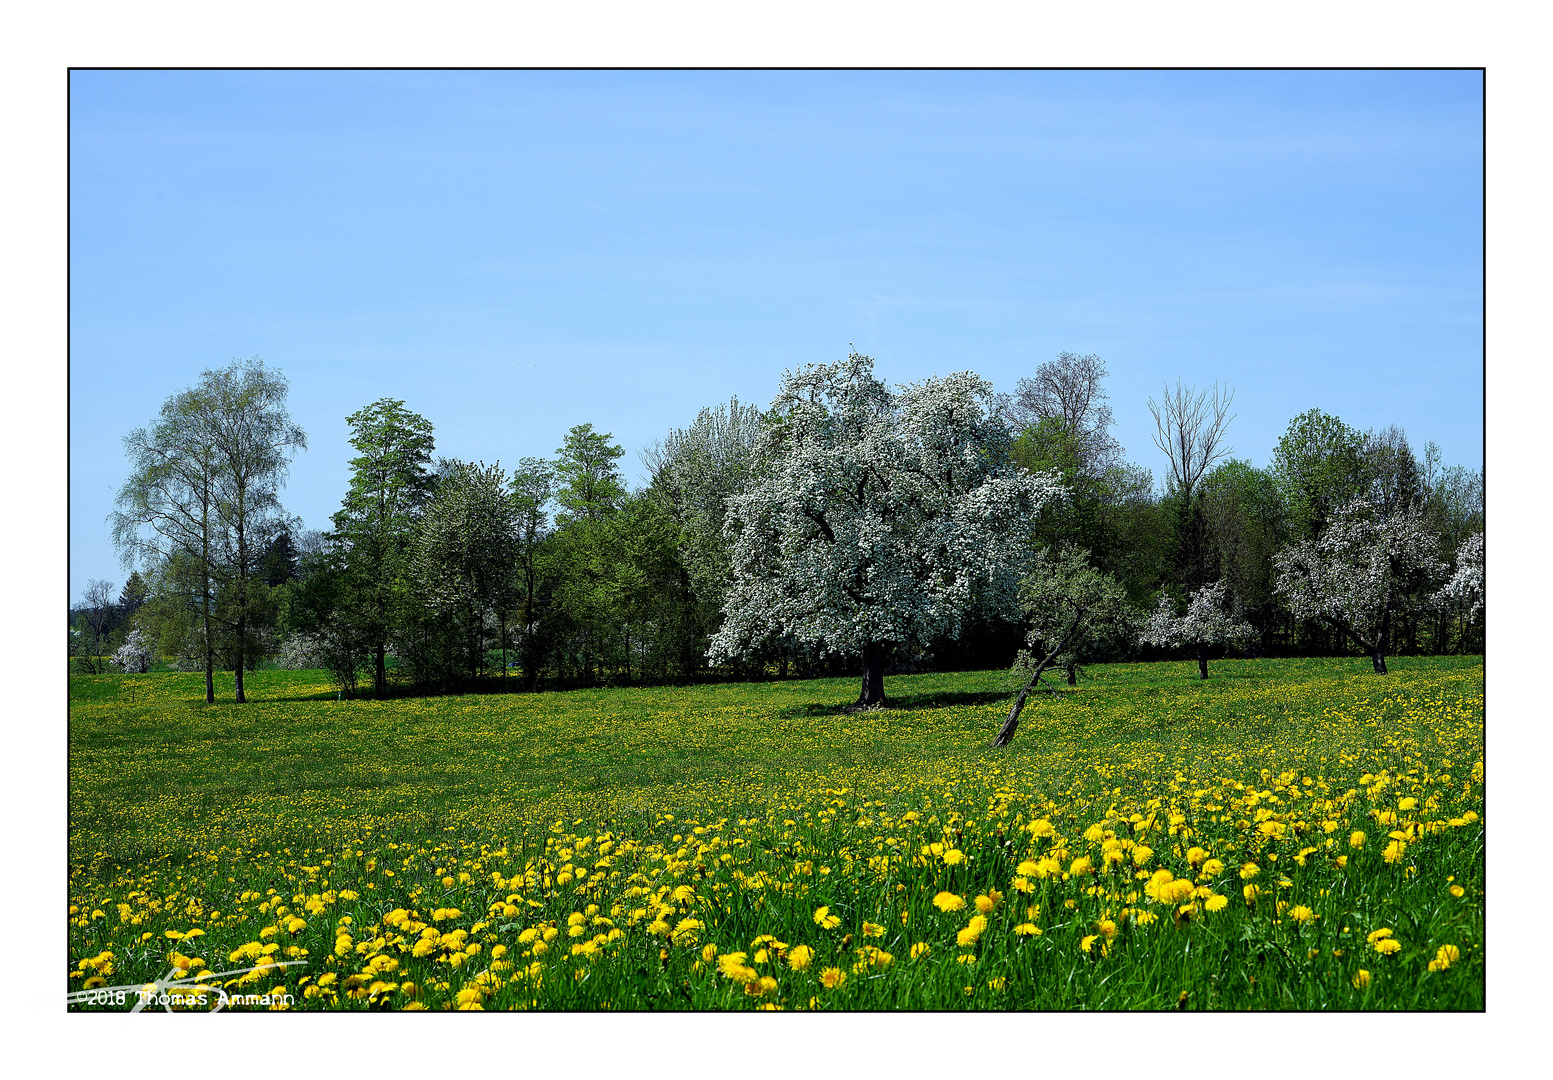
[67,655,1484,1011]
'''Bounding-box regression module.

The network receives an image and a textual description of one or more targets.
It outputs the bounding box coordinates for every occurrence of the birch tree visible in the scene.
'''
[1273,498,1445,674]
[112,359,304,703]
[710,352,1064,708]
[203,359,308,702]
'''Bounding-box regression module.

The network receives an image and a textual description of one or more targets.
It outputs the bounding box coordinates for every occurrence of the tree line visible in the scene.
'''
[83,352,1484,702]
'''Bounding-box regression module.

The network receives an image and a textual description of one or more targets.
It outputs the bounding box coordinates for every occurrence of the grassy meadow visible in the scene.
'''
[67,655,1484,1011]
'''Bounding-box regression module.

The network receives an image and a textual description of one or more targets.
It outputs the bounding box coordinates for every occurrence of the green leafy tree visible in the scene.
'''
[328,399,437,693]
[202,358,307,701]
[1197,459,1289,644]
[1272,409,1367,544]
[509,457,557,688]
[992,546,1135,747]
[112,358,305,702]
[117,571,150,623]
[555,423,627,524]
[548,426,632,685]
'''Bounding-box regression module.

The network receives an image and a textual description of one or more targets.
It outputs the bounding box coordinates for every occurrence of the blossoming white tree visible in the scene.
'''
[1139,579,1256,680]
[111,628,157,674]
[1273,497,1445,674]
[709,353,1064,708]
[1434,531,1484,621]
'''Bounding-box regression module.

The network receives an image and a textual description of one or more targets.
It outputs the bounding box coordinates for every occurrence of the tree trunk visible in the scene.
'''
[375,641,387,696]
[1066,663,1077,686]
[856,641,887,708]
[992,657,1058,748]
[1197,645,1209,681]
[1372,608,1391,674]
[234,608,247,703]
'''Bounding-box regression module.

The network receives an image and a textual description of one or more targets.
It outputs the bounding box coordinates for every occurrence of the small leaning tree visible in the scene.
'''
[992,546,1134,747]
[1139,579,1256,680]
[710,352,1064,708]
[1273,497,1445,674]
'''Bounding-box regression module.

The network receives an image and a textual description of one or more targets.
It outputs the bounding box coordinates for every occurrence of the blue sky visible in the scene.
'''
[69,69,1483,603]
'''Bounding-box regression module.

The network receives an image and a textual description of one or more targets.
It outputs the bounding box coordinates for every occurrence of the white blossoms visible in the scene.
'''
[1273,497,1446,673]
[709,353,1064,666]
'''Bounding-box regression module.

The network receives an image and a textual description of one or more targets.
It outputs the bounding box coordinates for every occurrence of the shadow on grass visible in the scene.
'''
[778,689,1016,717]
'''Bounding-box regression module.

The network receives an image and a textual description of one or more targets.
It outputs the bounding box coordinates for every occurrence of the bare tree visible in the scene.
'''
[73,579,117,674]
[1149,380,1236,589]
[1148,380,1236,499]
[996,352,1122,478]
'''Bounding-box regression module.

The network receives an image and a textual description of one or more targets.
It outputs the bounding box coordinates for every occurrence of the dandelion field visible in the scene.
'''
[67,656,1484,1011]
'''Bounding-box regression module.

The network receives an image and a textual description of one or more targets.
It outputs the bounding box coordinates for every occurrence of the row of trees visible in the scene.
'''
[98,351,1483,703]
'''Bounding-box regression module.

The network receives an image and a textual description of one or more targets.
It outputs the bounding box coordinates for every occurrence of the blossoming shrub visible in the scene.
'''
[68,656,1483,1010]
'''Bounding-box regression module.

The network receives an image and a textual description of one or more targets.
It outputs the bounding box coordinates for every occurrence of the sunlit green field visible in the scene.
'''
[67,656,1484,1011]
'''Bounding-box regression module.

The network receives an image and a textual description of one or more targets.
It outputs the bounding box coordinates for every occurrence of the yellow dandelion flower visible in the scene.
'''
[1352,969,1372,988]
[813,906,841,930]
[933,892,966,913]
[819,967,846,989]
[910,942,931,960]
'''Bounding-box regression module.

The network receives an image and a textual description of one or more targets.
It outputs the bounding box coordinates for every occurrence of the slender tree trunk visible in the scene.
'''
[1197,645,1209,681]
[375,641,387,695]
[234,607,247,703]
[1066,663,1077,686]
[856,640,887,707]
[202,497,216,703]
[992,656,1060,748]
